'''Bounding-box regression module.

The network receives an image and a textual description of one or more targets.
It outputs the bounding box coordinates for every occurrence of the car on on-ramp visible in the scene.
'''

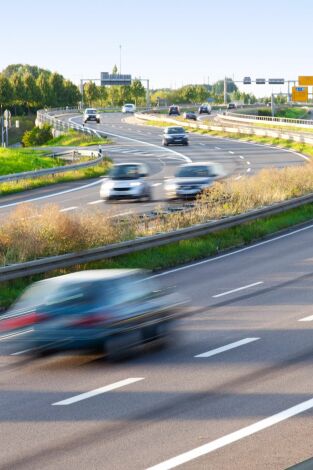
[100,162,152,202]
[165,161,225,199]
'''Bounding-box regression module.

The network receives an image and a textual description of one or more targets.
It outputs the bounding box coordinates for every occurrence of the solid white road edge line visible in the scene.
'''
[148,223,313,279]
[87,200,103,205]
[0,178,104,210]
[147,397,313,470]
[195,337,260,358]
[59,206,77,212]
[299,314,313,322]
[52,377,144,406]
[212,281,264,298]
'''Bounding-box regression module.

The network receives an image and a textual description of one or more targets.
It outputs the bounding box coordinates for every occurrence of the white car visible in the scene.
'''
[122,103,136,113]
[83,108,100,123]
[165,162,225,199]
[100,163,152,201]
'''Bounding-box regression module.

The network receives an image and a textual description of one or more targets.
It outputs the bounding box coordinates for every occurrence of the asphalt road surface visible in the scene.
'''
[1,222,313,469]
[0,112,306,220]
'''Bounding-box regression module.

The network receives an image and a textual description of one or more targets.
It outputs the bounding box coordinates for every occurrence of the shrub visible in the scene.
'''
[257,108,272,117]
[22,124,53,147]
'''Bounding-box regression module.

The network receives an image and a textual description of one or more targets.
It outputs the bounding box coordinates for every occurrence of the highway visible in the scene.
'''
[0,112,306,220]
[0,112,312,469]
[1,221,313,469]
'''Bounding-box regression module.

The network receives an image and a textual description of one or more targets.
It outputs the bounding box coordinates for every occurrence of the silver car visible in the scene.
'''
[100,163,152,201]
[165,162,225,199]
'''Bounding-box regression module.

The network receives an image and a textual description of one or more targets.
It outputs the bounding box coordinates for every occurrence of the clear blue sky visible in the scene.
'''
[1,0,312,94]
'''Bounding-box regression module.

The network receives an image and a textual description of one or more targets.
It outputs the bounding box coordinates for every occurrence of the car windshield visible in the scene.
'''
[86,109,96,114]
[175,166,212,178]
[109,165,141,180]
[167,128,185,135]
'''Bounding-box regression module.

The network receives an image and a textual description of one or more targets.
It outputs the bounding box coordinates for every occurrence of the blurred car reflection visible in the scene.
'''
[1,270,185,358]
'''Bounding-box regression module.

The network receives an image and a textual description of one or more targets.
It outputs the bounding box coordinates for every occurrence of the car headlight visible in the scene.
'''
[129,181,142,187]
[165,183,177,191]
[101,180,114,190]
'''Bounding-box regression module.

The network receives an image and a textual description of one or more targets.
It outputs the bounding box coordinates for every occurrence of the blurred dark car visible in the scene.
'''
[162,127,188,146]
[168,105,180,116]
[227,103,236,110]
[0,270,184,357]
[198,104,211,114]
[183,111,197,121]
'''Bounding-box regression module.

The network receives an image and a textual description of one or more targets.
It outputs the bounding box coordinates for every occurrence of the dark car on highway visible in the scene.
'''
[198,104,211,114]
[162,126,188,146]
[1,270,184,358]
[227,103,236,110]
[183,111,197,121]
[168,105,180,116]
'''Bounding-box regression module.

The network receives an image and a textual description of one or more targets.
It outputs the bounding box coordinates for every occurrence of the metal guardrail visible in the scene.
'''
[224,111,313,127]
[2,191,313,282]
[0,150,105,183]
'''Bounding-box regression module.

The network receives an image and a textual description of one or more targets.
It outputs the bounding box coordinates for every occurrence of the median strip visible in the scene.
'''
[194,337,260,358]
[52,377,144,406]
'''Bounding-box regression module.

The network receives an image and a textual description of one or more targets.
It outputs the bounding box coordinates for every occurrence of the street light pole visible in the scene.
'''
[119,45,122,75]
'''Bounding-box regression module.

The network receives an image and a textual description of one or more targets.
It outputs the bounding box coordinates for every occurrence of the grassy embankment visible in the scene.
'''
[46,129,112,147]
[2,163,313,307]
[0,130,112,196]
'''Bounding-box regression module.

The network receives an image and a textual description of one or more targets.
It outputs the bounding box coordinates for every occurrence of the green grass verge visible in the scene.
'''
[0,148,64,176]
[8,115,36,145]
[0,159,111,196]
[145,119,313,159]
[1,202,313,310]
[46,130,112,147]
[275,108,308,119]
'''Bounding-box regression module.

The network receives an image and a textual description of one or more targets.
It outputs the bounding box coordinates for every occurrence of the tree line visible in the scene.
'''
[0,64,81,114]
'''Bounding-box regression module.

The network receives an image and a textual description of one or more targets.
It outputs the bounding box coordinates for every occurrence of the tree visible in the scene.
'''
[108,86,120,106]
[23,72,40,111]
[83,81,99,106]
[36,72,53,106]
[49,73,65,107]
[0,75,13,109]
[212,79,237,95]
[130,79,145,105]
[97,86,108,106]
[112,64,118,75]
[63,80,81,106]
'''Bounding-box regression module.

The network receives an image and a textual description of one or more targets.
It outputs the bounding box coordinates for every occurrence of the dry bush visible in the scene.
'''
[2,163,313,265]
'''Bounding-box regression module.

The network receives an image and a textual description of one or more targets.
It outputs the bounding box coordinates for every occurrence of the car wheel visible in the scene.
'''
[163,141,168,146]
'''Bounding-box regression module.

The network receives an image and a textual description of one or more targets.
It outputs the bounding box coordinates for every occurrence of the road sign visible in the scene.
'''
[243,77,251,84]
[101,72,131,86]
[298,76,313,86]
[256,78,266,84]
[292,86,308,102]
[268,78,285,85]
